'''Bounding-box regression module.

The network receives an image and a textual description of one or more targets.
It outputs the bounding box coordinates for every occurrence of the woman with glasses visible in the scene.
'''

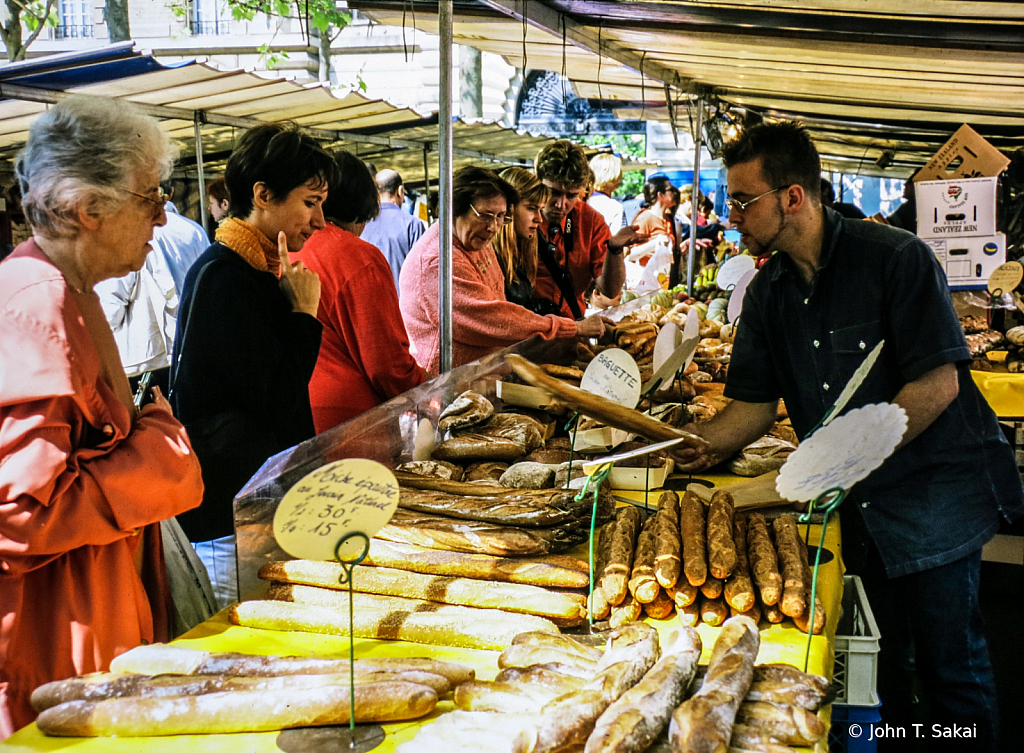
[0,96,204,736]
[289,151,426,434]
[170,124,338,609]
[400,166,604,375]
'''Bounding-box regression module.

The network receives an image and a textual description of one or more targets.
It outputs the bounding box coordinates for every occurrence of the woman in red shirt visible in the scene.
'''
[292,152,426,433]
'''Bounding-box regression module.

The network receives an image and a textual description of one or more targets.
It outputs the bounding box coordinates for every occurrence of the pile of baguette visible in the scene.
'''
[229,539,596,650]
[398,616,829,753]
[31,644,474,737]
[591,491,826,634]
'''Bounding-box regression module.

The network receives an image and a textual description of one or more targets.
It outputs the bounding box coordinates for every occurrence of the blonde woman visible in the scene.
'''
[491,166,556,314]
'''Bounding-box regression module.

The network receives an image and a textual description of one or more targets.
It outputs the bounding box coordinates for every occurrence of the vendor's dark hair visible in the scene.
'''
[323,151,380,225]
[535,140,590,189]
[452,166,519,218]
[641,175,675,208]
[722,121,821,201]
[225,123,339,218]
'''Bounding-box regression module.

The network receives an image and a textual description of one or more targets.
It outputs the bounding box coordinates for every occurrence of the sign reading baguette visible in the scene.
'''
[580,347,641,408]
[274,459,399,561]
[987,260,1023,296]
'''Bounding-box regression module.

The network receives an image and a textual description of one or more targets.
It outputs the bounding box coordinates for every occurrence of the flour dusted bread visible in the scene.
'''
[438,390,493,432]
[36,682,437,736]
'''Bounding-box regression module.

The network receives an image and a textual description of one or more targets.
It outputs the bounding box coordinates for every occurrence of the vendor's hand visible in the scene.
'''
[609,225,648,252]
[668,422,714,471]
[576,314,606,338]
[140,385,173,416]
[278,232,321,316]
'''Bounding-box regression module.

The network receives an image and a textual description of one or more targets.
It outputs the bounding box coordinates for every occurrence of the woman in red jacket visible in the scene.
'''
[0,96,204,736]
[291,151,427,433]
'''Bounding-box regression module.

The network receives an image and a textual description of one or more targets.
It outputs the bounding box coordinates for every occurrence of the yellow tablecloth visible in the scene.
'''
[3,506,844,753]
[971,370,1024,417]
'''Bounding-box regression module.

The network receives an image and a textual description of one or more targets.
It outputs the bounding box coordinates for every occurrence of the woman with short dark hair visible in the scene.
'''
[170,123,339,607]
[400,166,603,375]
[290,151,426,433]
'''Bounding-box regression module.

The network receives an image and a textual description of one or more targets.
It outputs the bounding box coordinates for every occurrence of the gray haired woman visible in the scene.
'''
[0,95,203,736]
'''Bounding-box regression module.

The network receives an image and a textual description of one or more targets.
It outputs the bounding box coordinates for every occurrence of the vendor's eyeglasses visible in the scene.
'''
[123,187,169,217]
[725,186,785,213]
[470,204,512,227]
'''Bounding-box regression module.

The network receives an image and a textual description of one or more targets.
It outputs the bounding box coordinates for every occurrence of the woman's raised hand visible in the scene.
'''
[575,314,606,338]
[277,231,321,316]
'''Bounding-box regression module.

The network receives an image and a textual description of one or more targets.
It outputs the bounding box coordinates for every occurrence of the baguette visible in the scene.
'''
[505,354,708,450]
[380,508,588,556]
[498,644,599,673]
[699,575,723,599]
[398,488,594,527]
[745,679,826,711]
[729,724,811,753]
[590,520,618,621]
[230,598,557,651]
[669,616,760,753]
[585,628,702,753]
[512,631,603,662]
[735,700,826,746]
[453,680,558,713]
[601,506,642,606]
[763,602,785,624]
[37,682,436,736]
[360,539,589,588]
[700,593,728,627]
[653,491,682,588]
[746,513,782,606]
[773,515,807,618]
[678,599,701,628]
[667,581,698,608]
[260,560,586,620]
[793,569,826,634]
[753,664,830,694]
[628,516,660,604]
[524,624,661,753]
[31,671,451,712]
[642,588,674,619]
[680,492,708,587]
[724,515,756,612]
[107,645,473,685]
[608,593,641,628]
[707,491,738,579]
[729,603,762,626]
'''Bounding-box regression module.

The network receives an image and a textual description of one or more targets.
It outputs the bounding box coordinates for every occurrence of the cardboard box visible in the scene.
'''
[609,459,674,491]
[924,233,1006,290]
[916,177,996,238]
[571,426,629,452]
[915,124,1009,182]
[496,380,557,410]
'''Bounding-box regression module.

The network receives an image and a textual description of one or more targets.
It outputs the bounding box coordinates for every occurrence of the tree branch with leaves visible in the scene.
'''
[2,0,57,62]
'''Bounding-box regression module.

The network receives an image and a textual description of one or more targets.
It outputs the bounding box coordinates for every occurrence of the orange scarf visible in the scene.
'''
[216,217,281,276]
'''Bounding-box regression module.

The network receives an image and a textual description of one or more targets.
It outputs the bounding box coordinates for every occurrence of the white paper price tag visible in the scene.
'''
[683,308,700,342]
[987,261,1023,295]
[274,458,399,561]
[727,268,757,324]
[717,254,756,291]
[653,322,682,373]
[776,403,907,502]
[580,348,641,408]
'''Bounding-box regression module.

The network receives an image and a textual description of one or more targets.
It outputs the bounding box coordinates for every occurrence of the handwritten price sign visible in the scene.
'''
[580,348,641,408]
[273,459,399,560]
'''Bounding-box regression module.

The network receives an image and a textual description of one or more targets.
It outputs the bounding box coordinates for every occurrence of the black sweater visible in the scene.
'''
[170,243,322,541]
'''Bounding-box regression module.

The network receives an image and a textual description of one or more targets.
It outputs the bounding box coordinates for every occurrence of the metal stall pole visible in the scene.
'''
[438,1,455,373]
[194,112,209,230]
[422,143,432,223]
[686,95,704,296]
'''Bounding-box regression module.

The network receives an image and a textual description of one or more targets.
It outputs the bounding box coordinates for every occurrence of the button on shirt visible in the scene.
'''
[726,209,1024,577]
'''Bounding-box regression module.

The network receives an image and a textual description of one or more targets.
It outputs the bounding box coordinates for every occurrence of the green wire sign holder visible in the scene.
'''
[273,458,400,749]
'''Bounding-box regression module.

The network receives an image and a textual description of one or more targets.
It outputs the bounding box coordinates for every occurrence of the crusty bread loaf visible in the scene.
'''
[108,644,474,685]
[438,391,494,432]
[735,700,826,746]
[707,491,737,579]
[395,460,464,481]
[433,434,525,463]
[669,616,760,753]
[230,598,557,651]
[36,682,437,736]
[747,513,782,606]
[260,559,587,620]
[680,492,708,587]
[360,539,589,588]
[653,491,681,588]
[724,514,756,612]
[773,515,808,618]
[601,506,641,606]
[627,516,660,604]
[585,628,701,753]
[641,588,674,620]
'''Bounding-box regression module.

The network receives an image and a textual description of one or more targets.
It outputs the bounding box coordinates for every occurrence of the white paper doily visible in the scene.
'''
[775,403,907,502]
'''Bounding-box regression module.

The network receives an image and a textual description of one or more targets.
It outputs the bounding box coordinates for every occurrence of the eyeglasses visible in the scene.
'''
[123,187,169,217]
[725,186,785,213]
[469,204,512,227]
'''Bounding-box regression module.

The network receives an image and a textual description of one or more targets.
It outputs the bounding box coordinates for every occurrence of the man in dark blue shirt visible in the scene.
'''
[675,122,1022,753]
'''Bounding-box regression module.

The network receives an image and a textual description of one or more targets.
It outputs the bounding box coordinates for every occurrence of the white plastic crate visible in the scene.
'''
[832,575,881,706]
